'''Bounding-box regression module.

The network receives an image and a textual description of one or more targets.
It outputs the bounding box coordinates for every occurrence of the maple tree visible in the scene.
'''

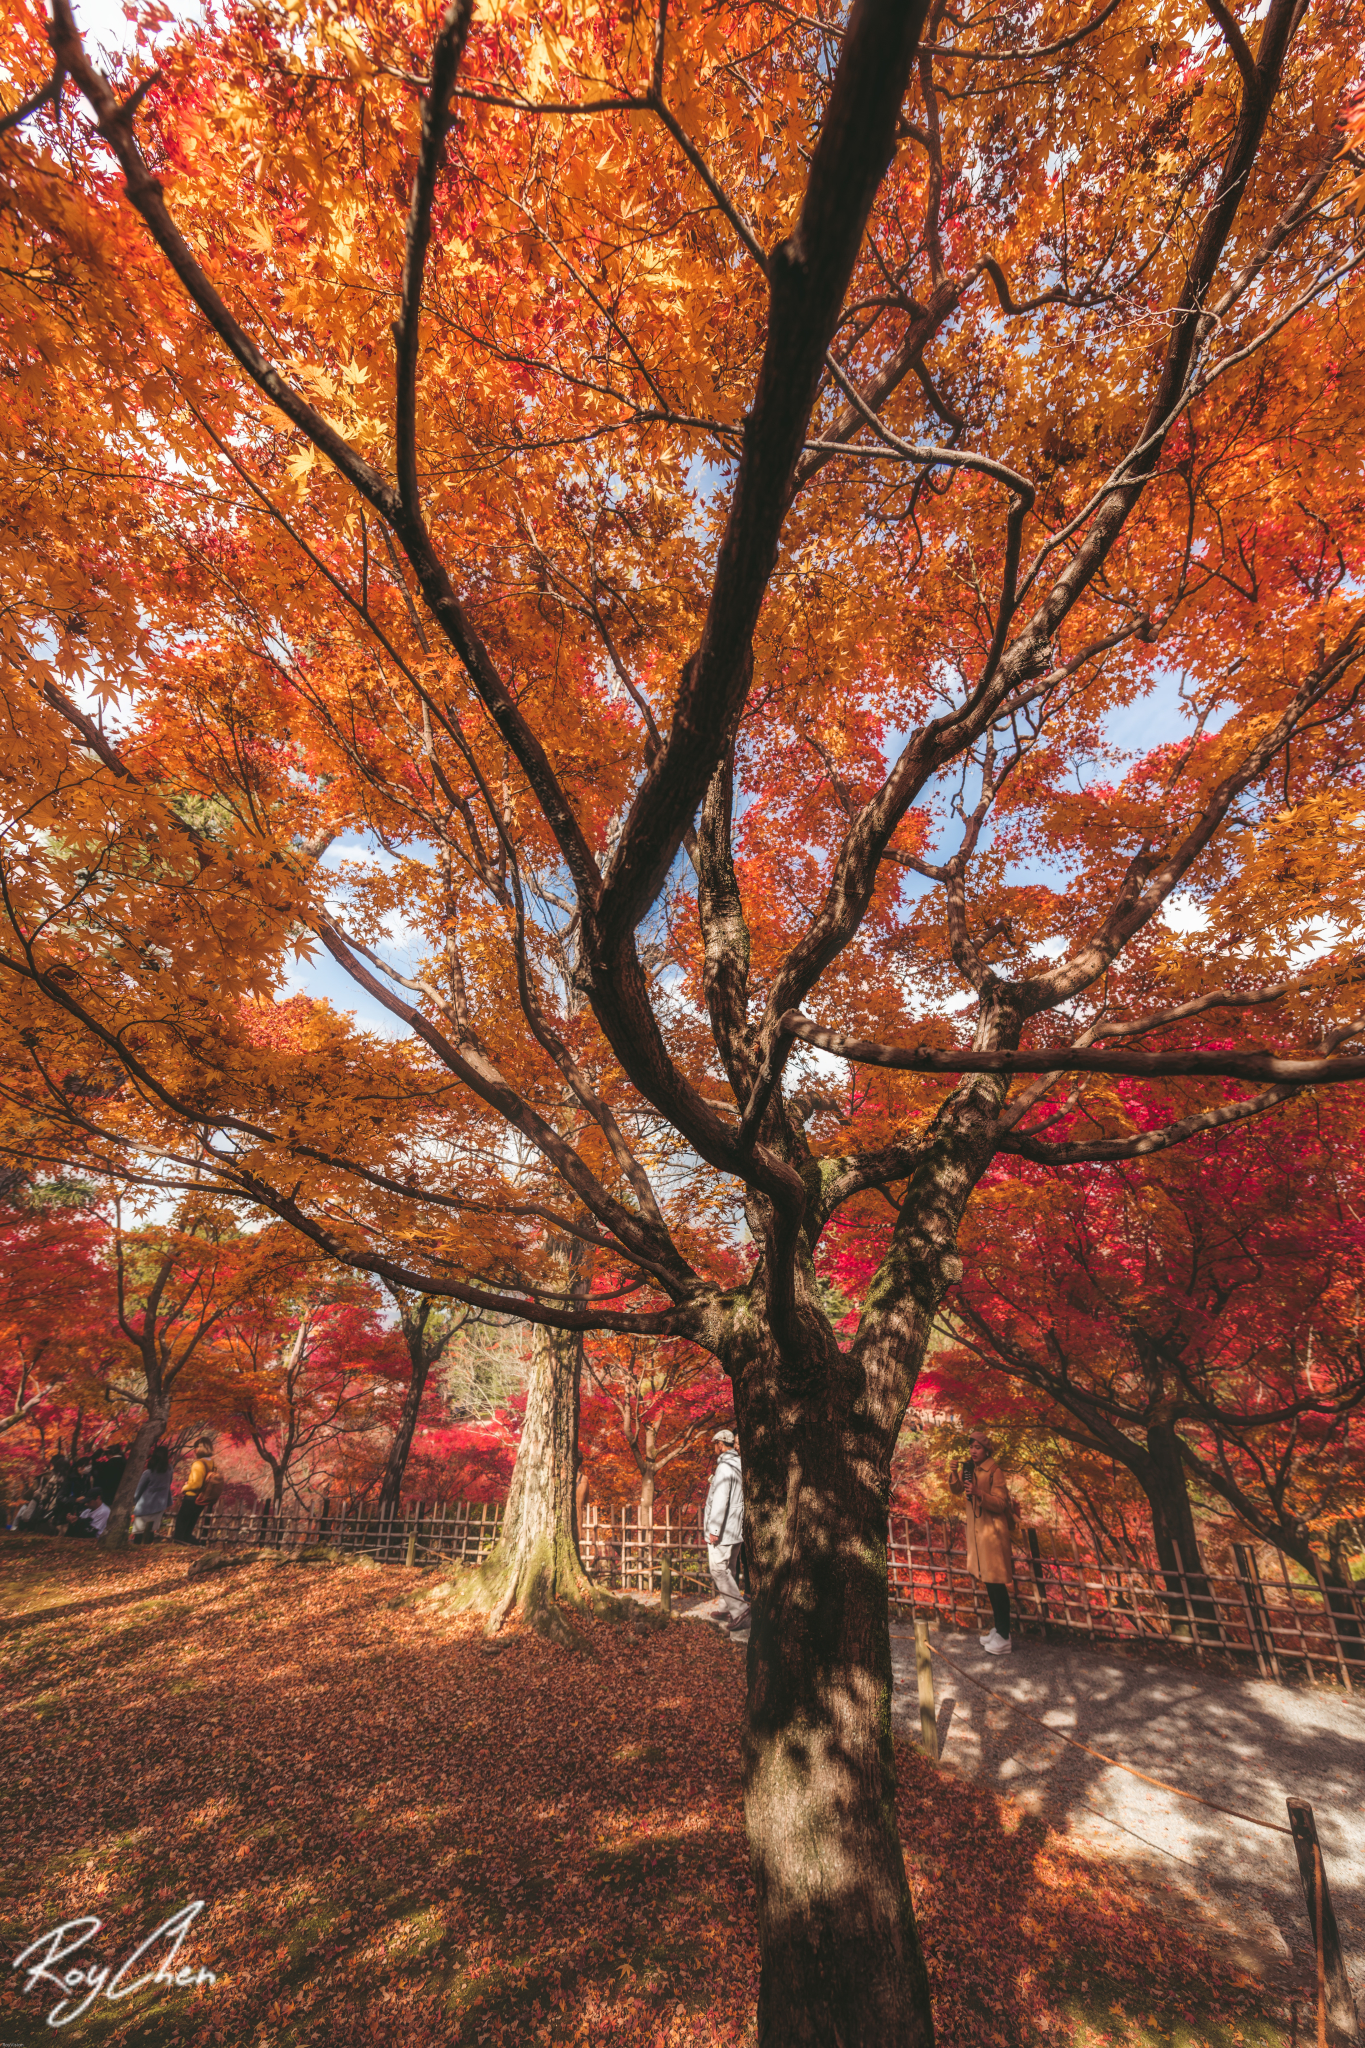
[95,1206,285,1546]
[375,1280,478,1510]
[927,1088,1365,1637]
[0,1200,113,1447]
[584,1330,730,1516]
[3,0,1365,2036]
[222,1249,406,1511]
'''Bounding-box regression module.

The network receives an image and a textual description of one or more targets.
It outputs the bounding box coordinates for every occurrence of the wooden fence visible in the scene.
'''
[888,1519,1365,1691]
[197,1496,713,1592]
[194,1497,1365,1687]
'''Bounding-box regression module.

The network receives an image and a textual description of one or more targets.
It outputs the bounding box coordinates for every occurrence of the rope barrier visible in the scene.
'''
[920,1638,1342,2043]
[926,1640,1293,1836]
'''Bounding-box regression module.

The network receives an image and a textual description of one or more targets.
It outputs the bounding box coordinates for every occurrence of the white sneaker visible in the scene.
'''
[978,1630,997,1647]
[983,1634,1013,1655]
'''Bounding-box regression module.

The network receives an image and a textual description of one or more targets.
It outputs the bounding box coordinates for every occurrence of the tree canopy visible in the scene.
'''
[3,0,1363,2036]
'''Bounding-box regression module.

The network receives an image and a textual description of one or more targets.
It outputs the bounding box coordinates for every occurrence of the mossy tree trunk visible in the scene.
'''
[456,1240,599,1641]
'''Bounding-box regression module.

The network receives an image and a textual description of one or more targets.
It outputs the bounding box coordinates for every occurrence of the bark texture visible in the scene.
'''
[454,1315,598,1644]
[731,1065,1009,2047]
[99,1404,168,1551]
[1142,1419,1217,1633]
[378,1293,451,1515]
[737,1325,934,2048]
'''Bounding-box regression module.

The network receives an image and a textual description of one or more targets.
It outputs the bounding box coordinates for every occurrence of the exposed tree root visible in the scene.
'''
[427,1531,645,1649]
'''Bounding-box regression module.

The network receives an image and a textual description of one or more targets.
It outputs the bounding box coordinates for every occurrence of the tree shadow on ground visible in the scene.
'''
[0,1544,1296,2048]
[891,1621,1364,2010]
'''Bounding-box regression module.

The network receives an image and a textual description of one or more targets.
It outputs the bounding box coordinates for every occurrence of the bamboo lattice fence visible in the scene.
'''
[193,1498,1365,1688]
[197,1496,713,1591]
[887,1518,1365,1692]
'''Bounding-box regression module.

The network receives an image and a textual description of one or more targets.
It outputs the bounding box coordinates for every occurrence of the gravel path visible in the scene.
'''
[889,1624,1365,1999]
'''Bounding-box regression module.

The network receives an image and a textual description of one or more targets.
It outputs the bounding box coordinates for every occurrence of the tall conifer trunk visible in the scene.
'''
[453,1238,598,1639]
[459,1319,587,1640]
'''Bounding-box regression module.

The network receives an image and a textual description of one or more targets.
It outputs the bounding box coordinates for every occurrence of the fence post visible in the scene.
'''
[1171,1545,1207,1666]
[1026,1527,1052,1639]
[1232,1542,1275,1679]
[661,1554,672,1620]
[1286,1799,1360,2046]
[914,1617,939,1763]
[405,1526,417,1569]
[1311,1554,1362,1694]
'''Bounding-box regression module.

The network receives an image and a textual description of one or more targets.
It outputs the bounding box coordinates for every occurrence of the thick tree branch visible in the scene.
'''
[745,0,1306,1097]
[0,60,65,133]
[395,0,474,517]
[773,1012,1365,1086]
[997,1082,1302,1163]
[593,0,931,954]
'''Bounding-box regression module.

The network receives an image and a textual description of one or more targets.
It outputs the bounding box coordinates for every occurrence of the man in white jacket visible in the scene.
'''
[704,1429,749,1630]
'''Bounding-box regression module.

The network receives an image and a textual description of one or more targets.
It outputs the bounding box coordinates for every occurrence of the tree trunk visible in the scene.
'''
[640,1423,656,1528]
[378,1322,433,1515]
[1142,1420,1217,1635]
[99,1404,167,1551]
[734,1319,935,2048]
[454,1316,596,1643]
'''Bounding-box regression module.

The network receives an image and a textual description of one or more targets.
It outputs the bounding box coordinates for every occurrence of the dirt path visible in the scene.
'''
[889,1623,1365,2004]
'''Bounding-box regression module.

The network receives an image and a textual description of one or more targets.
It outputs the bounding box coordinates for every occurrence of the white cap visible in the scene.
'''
[712,1428,737,1446]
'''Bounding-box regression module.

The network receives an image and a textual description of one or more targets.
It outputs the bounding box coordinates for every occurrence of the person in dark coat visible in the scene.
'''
[21,1456,77,1534]
[92,1443,127,1508]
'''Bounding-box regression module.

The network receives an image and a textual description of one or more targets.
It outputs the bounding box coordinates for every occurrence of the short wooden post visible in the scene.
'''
[914,1617,939,1763]
[1233,1542,1276,1678]
[660,1554,672,1620]
[405,1526,417,1569]
[1287,1799,1360,2045]
[1026,1527,1052,1639]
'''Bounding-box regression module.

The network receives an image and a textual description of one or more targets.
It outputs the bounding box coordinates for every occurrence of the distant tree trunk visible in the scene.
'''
[639,1422,656,1525]
[453,1240,602,1642]
[1142,1420,1216,1634]
[100,1403,168,1551]
[378,1296,437,1515]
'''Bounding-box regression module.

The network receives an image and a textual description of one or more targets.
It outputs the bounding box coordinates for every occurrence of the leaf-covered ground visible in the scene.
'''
[1,1539,1296,2047]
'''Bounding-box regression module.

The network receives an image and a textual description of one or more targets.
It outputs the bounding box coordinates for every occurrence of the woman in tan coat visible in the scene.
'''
[949,1428,1015,1654]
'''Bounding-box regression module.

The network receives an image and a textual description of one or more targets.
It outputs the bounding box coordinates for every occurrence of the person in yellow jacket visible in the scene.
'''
[172,1437,220,1546]
[949,1427,1016,1655]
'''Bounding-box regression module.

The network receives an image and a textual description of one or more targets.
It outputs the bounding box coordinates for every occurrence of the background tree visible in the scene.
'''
[97,1208,262,1548]
[224,1254,403,1513]
[4,0,1365,2037]
[0,1199,113,1450]
[376,1280,470,1513]
[926,1089,1365,1626]
[584,1331,729,1519]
